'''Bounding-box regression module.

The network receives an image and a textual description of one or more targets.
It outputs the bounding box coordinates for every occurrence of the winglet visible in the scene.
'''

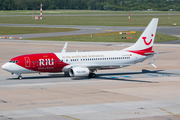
[150,52,159,69]
[61,42,68,53]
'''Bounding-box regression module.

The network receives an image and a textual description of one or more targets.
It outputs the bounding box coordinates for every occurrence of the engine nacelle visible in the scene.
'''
[69,67,89,77]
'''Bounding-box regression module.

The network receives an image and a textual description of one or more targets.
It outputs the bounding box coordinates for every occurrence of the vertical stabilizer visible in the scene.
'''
[124,18,158,52]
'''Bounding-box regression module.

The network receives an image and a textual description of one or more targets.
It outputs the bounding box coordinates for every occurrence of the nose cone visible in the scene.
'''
[2,63,11,72]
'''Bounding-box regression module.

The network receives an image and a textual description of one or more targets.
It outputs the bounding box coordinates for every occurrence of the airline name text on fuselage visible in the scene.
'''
[62,55,104,59]
[39,58,54,66]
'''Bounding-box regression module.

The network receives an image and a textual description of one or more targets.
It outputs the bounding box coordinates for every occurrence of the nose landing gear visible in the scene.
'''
[12,73,22,80]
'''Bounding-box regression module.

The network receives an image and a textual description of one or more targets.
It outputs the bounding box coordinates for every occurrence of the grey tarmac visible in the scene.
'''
[0,40,180,120]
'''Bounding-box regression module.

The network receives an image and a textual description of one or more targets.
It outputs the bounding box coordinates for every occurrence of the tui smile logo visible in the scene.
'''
[142,34,154,45]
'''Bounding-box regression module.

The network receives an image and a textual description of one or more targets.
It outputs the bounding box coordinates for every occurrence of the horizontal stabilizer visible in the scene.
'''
[145,51,175,55]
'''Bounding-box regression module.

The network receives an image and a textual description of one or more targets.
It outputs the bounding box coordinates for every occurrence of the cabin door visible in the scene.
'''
[24,57,31,67]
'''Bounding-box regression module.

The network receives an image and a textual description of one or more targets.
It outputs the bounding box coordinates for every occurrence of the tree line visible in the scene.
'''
[0,0,180,11]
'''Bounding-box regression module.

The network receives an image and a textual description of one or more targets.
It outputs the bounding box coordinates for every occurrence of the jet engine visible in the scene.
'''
[69,67,89,77]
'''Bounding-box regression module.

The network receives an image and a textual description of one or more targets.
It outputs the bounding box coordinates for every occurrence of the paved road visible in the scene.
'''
[0,24,180,39]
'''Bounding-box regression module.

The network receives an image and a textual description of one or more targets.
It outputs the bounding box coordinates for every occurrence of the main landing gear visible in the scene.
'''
[18,76,22,80]
[89,73,96,78]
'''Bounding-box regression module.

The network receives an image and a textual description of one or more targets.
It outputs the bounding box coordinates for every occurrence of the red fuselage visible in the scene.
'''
[11,53,68,72]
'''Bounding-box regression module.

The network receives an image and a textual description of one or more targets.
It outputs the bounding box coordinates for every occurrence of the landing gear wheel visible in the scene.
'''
[18,76,22,80]
[89,73,96,78]
[64,72,70,77]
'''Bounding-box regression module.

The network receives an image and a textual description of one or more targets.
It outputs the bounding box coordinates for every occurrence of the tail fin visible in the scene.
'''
[124,18,158,52]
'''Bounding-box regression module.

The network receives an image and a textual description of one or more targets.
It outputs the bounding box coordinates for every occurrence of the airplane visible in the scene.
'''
[2,18,160,80]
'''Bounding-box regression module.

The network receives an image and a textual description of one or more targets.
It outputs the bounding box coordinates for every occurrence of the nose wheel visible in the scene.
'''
[18,76,22,80]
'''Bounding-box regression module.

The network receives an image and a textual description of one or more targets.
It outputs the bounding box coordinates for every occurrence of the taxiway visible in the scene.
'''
[0,24,180,39]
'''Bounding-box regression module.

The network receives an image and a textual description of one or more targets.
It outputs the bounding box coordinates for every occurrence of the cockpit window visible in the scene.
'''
[9,60,19,63]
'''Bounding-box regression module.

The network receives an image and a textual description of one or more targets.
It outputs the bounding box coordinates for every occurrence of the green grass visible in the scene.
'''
[0,15,179,26]
[25,31,178,43]
[0,10,180,15]
[0,10,179,43]
[0,27,78,35]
